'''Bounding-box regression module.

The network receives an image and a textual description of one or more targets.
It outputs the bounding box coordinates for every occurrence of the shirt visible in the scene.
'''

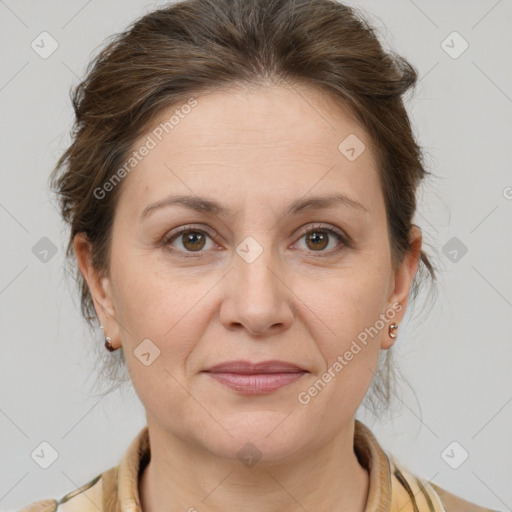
[17,420,500,512]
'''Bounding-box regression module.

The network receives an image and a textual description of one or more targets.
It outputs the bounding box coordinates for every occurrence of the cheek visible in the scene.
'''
[109,246,220,374]
[110,239,193,332]
[293,271,390,419]
[109,254,212,410]
[307,265,390,353]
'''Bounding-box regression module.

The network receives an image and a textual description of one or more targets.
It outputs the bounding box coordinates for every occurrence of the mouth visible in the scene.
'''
[202,360,308,395]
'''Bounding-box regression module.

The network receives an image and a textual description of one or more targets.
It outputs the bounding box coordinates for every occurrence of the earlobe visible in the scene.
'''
[381,226,422,350]
[73,233,120,348]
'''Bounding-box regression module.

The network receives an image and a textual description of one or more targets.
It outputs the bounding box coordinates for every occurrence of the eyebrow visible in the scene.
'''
[140,192,368,221]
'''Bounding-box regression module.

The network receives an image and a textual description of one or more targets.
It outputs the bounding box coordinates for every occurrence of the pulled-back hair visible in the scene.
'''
[51,0,436,413]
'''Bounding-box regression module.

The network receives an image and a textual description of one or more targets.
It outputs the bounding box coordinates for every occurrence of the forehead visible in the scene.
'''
[116,83,382,214]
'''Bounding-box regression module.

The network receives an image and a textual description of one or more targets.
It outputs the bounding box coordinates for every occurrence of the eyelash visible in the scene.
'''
[162,223,349,259]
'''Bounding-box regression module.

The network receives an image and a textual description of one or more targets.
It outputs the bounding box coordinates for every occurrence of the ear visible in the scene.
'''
[381,225,422,350]
[73,232,121,349]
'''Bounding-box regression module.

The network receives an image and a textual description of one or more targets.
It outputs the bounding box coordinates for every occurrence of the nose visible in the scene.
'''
[219,240,294,337]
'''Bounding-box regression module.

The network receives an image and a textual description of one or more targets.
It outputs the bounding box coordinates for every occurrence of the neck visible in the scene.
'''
[139,419,369,512]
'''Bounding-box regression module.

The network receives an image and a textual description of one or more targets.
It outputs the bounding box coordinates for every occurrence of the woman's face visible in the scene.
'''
[78,84,420,462]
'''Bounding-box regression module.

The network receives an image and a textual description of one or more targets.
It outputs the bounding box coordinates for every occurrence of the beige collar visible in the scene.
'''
[108,419,395,512]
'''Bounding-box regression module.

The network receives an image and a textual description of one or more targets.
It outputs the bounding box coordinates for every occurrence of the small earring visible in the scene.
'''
[104,336,117,352]
[388,323,398,338]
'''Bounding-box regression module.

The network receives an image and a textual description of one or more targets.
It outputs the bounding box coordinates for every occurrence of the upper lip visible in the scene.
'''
[203,360,307,374]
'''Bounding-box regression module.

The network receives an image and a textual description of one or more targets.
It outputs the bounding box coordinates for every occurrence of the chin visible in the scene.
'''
[201,411,310,465]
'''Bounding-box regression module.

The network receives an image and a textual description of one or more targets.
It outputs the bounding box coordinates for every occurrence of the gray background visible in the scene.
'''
[1,0,511,510]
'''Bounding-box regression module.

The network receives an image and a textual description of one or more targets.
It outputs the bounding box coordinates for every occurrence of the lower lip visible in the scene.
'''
[204,371,307,394]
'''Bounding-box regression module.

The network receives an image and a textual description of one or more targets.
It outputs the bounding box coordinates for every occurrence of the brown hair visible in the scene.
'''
[51,0,437,412]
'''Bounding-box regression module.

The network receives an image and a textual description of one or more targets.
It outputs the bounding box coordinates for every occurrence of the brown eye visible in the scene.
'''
[305,230,329,251]
[294,225,347,255]
[180,230,206,251]
[165,228,215,254]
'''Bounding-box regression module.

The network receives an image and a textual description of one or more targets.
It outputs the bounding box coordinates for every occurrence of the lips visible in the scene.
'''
[202,360,308,394]
[203,360,306,374]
